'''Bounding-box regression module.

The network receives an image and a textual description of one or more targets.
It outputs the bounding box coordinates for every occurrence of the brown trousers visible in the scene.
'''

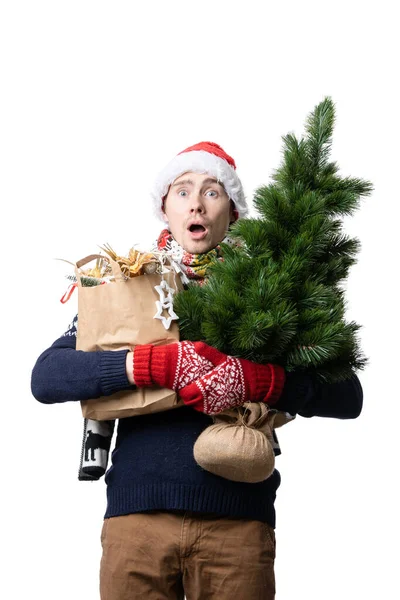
[100,511,276,600]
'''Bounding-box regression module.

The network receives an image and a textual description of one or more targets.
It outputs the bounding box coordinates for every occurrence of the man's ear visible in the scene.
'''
[161,194,169,223]
[229,200,238,224]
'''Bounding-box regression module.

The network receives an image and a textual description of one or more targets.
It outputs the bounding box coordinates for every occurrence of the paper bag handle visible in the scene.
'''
[75,254,124,286]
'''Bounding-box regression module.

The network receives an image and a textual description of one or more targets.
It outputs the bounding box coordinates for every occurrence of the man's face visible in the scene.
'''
[163,171,234,254]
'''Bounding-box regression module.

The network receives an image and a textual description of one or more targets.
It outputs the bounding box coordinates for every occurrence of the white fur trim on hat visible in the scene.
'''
[151,150,248,221]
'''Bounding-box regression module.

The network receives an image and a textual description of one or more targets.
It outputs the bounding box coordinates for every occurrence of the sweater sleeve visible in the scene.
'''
[274,370,363,419]
[31,315,134,404]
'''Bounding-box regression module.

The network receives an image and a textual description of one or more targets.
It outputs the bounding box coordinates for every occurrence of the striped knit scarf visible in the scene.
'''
[156,228,230,284]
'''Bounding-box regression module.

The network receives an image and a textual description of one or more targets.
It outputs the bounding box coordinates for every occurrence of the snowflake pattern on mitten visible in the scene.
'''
[189,356,246,414]
[173,341,214,390]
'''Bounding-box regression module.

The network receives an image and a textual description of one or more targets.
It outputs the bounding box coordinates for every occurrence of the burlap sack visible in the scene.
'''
[193,402,293,483]
[75,254,184,420]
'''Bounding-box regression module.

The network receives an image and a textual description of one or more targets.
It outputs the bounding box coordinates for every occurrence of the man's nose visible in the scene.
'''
[189,192,205,213]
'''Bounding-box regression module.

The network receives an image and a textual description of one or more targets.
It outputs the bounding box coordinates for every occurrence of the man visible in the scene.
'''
[31,141,363,600]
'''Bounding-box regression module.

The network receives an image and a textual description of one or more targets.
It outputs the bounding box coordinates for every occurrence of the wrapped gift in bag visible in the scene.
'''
[75,253,184,420]
[193,402,294,483]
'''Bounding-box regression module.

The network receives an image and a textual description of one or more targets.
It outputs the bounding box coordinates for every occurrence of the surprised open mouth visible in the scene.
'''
[188,223,208,239]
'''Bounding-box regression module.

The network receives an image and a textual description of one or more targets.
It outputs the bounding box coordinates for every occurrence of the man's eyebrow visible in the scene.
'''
[171,177,223,188]
[202,177,223,187]
[171,178,194,187]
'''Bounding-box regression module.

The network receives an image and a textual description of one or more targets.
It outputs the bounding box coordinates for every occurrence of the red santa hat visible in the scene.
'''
[151,141,248,221]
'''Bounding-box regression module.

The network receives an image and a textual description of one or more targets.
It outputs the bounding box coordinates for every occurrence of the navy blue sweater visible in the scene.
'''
[31,317,363,527]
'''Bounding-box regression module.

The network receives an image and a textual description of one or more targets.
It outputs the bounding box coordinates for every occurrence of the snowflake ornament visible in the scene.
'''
[153,277,179,330]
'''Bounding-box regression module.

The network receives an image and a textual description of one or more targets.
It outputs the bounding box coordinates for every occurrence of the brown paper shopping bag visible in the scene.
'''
[75,254,183,420]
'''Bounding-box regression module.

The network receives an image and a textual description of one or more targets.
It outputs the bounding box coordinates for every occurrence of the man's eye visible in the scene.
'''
[178,190,187,197]
[206,190,218,197]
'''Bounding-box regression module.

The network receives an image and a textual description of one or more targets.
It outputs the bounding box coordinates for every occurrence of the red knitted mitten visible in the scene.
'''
[179,357,286,415]
[133,341,227,391]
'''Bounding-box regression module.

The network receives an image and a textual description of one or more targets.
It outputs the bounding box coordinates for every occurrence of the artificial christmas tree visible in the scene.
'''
[175,96,372,383]
[174,97,372,482]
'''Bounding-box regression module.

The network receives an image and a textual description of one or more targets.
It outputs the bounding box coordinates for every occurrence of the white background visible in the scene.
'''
[1,1,399,598]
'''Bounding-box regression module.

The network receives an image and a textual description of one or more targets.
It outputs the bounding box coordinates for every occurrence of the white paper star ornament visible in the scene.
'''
[153,280,179,330]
